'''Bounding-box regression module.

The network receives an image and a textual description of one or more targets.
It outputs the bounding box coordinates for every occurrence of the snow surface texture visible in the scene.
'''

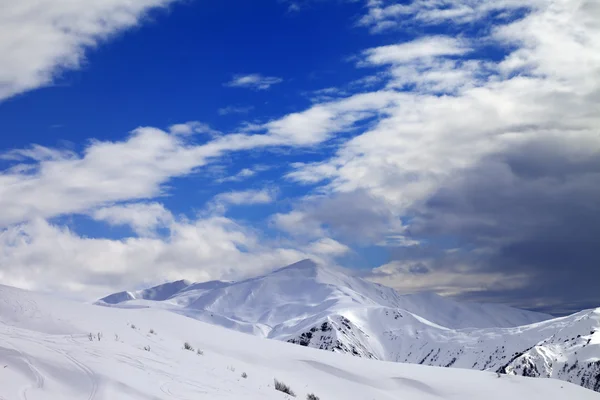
[98,259,600,393]
[1,284,598,400]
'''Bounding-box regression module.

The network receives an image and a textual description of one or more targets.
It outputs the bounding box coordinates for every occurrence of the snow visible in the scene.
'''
[98,259,551,331]
[94,259,600,392]
[1,283,598,400]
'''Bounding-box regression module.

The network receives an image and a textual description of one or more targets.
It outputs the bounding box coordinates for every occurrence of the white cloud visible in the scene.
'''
[91,202,173,237]
[0,127,207,227]
[265,90,400,145]
[218,167,258,183]
[0,215,349,298]
[307,237,351,256]
[169,121,220,136]
[0,0,178,101]
[359,36,480,94]
[214,189,277,206]
[224,74,283,90]
[358,0,538,33]
[0,89,395,227]
[271,210,327,238]
[362,36,470,64]
[286,0,600,219]
[276,0,600,300]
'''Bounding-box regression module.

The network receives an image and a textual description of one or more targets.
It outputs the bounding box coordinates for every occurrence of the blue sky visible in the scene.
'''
[1,1,371,148]
[0,0,383,233]
[1,0,599,314]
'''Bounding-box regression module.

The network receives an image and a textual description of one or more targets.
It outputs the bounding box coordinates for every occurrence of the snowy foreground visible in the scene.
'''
[1,285,599,399]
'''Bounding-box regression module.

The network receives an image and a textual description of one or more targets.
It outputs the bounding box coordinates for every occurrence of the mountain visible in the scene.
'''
[97,259,600,393]
[98,259,550,330]
[100,279,192,304]
[1,284,597,400]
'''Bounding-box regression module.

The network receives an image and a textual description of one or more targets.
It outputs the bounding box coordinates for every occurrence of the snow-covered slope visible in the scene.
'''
[1,284,597,400]
[96,259,600,393]
[499,310,600,392]
[285,305,600,391]
[99,259,551,330]
[100,279,193,304]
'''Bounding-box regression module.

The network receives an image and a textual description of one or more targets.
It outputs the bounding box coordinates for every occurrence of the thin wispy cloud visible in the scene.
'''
[224,74,283,90]
[218,105,254,115]
[218,165,271,183]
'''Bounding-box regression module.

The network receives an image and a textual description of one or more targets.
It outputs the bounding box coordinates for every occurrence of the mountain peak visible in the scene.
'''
[271,258,320,275]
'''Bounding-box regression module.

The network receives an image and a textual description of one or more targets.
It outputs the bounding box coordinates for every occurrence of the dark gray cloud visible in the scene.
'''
[281,189,403,243]
[400,137,600,314]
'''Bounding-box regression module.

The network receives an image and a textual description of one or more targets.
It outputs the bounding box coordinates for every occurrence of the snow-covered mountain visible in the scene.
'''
[1,283,598,400]
[98,259,550,330]
[98,259,600,393]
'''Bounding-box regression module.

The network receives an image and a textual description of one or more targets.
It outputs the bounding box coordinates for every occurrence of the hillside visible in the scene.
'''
[1,283,598,400]
[99,259,551,330]
[97,259,600,393]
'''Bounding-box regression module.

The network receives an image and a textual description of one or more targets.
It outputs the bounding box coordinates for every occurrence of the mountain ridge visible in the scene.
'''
[98,258,551,330]
[96,259,600,392]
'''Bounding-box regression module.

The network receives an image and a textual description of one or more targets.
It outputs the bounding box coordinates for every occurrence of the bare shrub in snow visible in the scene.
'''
[88,333,94,341]
[144,345,151,352]
[197,349,204,355]
[241,372,247,378]
[306,394,319,400]
[183,342,194,351]
[274,379,295,397]
[131,324,136,329]
[149,329,155,334]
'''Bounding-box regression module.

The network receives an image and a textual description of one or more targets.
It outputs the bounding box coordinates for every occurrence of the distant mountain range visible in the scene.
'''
[98,259,600,392]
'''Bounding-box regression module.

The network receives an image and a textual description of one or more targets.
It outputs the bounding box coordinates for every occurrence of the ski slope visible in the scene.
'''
[1,284,598,400]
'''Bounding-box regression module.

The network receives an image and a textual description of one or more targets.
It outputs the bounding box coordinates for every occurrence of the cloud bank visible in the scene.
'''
[0,0,599,313]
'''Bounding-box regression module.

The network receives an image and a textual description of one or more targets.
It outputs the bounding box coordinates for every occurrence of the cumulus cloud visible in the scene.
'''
[211,189,278,214]
[272,190,406,243]
[0,0,178,101]
[0,217,291,298]
[400,138,600,313]
[279,0,600,311]
[0,103,386,227]
[306,237,351,256]
[0,211,354,299]
[0,126,209,226]
[225,74,283,90]
[91,203,174,237]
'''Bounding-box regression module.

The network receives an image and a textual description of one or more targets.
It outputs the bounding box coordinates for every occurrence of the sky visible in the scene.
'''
[0,0,599,315]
